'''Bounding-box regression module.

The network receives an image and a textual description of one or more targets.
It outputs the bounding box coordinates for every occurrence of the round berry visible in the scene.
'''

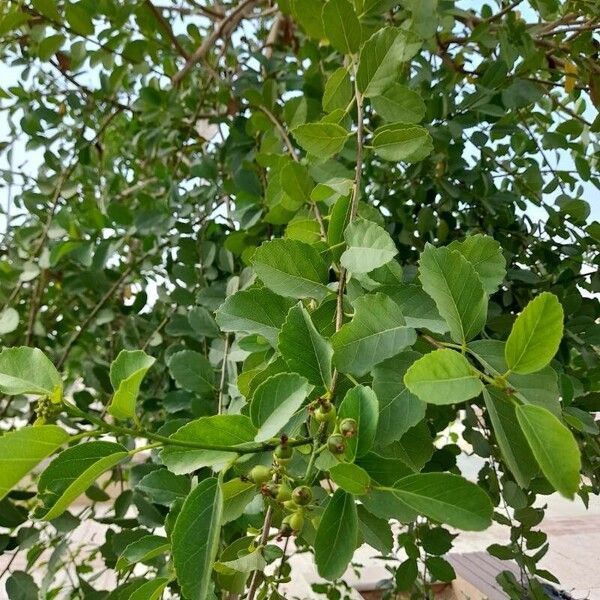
[339,418,358,438]
[292,485,312,506]
[248,465,272,485]
[288,511,305,532]
[273,444,293,464]
[276,484,292,502]
[327,434,346,455]
[314,402,336,423]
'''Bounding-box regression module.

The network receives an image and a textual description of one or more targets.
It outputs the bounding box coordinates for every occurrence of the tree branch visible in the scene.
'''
[144,0,191,59]
[171,0,261,86]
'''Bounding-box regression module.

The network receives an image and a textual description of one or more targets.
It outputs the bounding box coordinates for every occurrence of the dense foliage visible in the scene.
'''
[0,0,599,598]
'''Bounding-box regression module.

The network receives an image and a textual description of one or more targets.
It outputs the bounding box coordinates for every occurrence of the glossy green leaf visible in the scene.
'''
[372,351,426,444]
[470,339,560,416]
[314,490,358,580]
[221,478,257,524]
[516,404,581,498]
[505,292,564,375]
[116,535,170,570]
[357,27,421,96]
[483,387,538,488]
[168,349,215,394]
[216,288,293,347]
[252,239,330,300]
[357,505,393,554]
[278,303,333,388]
[404,349,483,405]
[390,473,493,531]
[172,478,222,600]
[371,83,425,123]
[419,244,488,344]
[161,415,257,474]
[292,122,350,159]
[35,441,128,520]
[323,67,352,113]
[250,373,313,442]
[340,218,398,274]
[448,234,506,294]
[329,463,370,494]
[0,346,62,398]
[128,578,170,600]
[188,306,220,338]
[332,292,416,376]
[372,124,431,162]
[322,0,361,54]
[0,425,69,502]
[137,469,191,506]
[108,350,155,420]
[338,385,379,459]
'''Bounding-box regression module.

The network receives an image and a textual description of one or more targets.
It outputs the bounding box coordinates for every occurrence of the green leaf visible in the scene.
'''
[128,578,171,600]
[404,349,483,405]
[322,0,361,54]
[357,505,393,554]
[0,307,19,335]
[372,351,426,444]
[108,350,155,420]
[188,306,220,338]
[216,288,293,347]
[0,425,69,502]
[470,340,560,416]
[64,3,94,35]
[116,535,170,570]
[172,478,223,600]
[447,234,506,294]
[221,478,257,524]
[168,349,215,394]
[292,122,350,159]
[338,385,379,459]
[0,346,62,398]
[390,473,493,531]
[357,27,421,96]
[419,244,488,344]
[505,292,564,375]
[383,284,449,334]
[278,303,333,388]
[371,83,425,123]
[332,292,416,376]
[482,387,538,488]
[252,239,330,300]
[6,571,39,600]
[323,67,352,113]
[329,463,370,494]
[161,416,257,474]
[340,218,398,274]
[250,373,313,442]
[35,441,128,520]
[281,161,313,207]
[137,469,191,506]
[372,124,431,162]
[314,490,358,580]
[516,404,581,498]
[32,0,61,21]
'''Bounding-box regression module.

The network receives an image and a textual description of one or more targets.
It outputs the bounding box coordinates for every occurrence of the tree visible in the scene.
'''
[0,0,599,598]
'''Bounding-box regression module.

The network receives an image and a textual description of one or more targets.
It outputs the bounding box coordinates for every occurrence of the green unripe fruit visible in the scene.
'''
[339,418,358,438]
[283,499,299,511]
[279,519,294,538]
[276,484,292,502]
[327,434,346,455]
[314,402,336,423]
[288,511,305,532]
[273,444,293,464]
[292,485,312,506]
[248,465,272,485]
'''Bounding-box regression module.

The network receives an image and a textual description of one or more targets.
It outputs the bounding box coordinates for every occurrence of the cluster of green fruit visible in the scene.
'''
[34,396,61,426]
[246,401,359,539]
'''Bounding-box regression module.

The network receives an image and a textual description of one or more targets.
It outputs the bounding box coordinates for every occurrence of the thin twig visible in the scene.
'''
[171,0,261,86]
[144,0,191,59]
[218,334,230,414]
[246,505,274,600]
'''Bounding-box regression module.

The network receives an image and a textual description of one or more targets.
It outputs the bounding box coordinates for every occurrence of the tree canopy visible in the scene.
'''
[0,0,599,598]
